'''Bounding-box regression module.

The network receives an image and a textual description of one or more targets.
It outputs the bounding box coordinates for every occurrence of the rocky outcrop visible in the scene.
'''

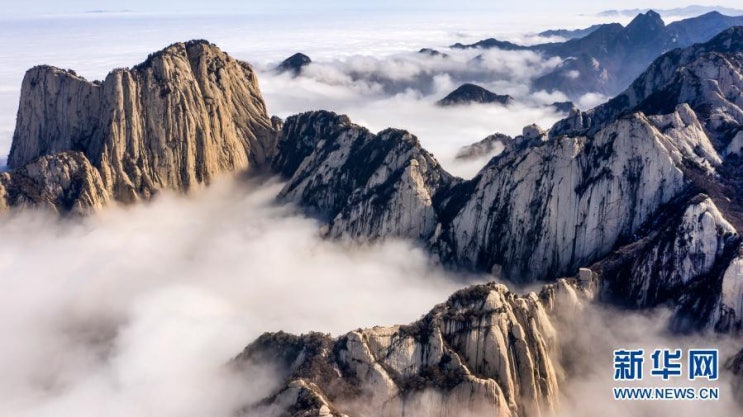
[235,279,593,417]
[270,102,732,311]
[273,111,455,241]
[455,133,512,160]
[0,152,108,214]
[437,84,513,106]
[591,194,739,328]
[437,108,713,281]
[277,53,312,75]
[550,101,578,114]
[7,39,277,210]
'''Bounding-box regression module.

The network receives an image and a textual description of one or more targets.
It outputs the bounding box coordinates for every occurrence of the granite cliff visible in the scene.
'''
[235,278,593,417]
[4,39,277,210]
[272,29,743,331]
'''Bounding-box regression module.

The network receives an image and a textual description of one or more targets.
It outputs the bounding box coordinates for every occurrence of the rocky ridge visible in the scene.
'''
[272,111,455,241]
[3,40,277,211]
[235,277,594,417]
[272,29,743,331]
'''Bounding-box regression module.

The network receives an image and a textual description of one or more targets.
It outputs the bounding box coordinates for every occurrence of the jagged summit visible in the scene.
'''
[5,39,277,211]
[133,39,216,70]
[437,83,513,106]
[273,110,454,240]
[625,10,666,40]
[276,52,312,75]
[235,278,590,417]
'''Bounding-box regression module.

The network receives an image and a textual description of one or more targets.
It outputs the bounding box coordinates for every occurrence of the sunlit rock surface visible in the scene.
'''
[0,151,108,214]
[273,110,454,241]
[236,279,593,417]
[7,40,277,209]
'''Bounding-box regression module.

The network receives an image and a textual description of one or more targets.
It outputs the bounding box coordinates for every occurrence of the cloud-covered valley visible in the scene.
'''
[3,6,741,417]
[0,178,480,416]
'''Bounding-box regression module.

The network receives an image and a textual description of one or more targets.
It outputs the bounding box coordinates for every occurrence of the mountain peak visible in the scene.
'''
[626,10,666,38]
[437,83,513,106]
[7,39,277,209]
[134,39,219,71]
[276,52,312,75]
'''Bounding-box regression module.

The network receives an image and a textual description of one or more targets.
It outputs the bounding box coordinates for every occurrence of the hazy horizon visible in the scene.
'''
[3,0,743,17]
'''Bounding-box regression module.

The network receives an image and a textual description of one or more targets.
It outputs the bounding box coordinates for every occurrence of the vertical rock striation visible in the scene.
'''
[235,279,592,417]
[273,111,455,241]
[437,111,696,282]
[6,40,277,209]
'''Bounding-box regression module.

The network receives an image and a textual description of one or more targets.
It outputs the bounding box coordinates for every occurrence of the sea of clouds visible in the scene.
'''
[0,6,741,417]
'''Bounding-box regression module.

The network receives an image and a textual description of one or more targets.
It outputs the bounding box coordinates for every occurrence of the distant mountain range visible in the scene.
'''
[538,24,603,40]
[597,5,743,18]
[454,11,743,99]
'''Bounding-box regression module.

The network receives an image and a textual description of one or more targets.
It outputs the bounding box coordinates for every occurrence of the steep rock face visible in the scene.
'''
[9,40,276,207]
[0,152,108,214]
[712,248,743,332]
[236,280,593,417]
[273,111,454,240]
[592,194,739,328]
[438,109,704,281]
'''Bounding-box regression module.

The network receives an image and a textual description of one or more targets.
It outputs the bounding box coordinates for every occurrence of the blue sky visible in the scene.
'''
[5,0,743,16]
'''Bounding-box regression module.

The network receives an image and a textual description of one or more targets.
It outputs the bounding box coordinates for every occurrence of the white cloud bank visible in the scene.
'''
[0,178,479,417]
